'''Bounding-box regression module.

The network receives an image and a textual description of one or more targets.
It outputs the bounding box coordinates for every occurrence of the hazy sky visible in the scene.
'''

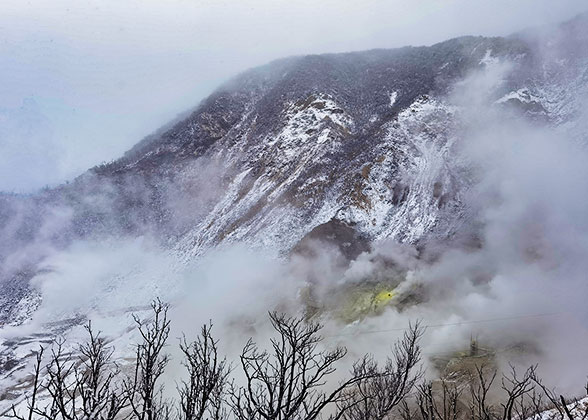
[1,0,586,192]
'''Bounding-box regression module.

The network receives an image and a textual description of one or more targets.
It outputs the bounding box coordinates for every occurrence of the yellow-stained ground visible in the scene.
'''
[330,283,399,323]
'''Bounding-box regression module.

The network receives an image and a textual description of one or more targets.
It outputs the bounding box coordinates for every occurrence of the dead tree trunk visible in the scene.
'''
[229,312,377,420]
[178,322,231,420]
[340,322,424,420]
[125,299,172,420]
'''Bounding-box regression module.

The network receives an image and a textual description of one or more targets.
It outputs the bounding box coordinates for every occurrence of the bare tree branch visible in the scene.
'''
[178,321,231,420]
[340,321,424,420]
[124,298,172,420]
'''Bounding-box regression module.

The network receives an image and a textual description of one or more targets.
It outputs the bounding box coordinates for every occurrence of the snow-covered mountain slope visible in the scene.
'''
[1,14,587,322]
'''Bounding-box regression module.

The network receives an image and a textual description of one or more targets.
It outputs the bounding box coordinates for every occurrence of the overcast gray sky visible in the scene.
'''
[1,0,586,192]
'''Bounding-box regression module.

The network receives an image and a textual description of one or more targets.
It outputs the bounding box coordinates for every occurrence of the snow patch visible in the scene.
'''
[389,91,398,107]
[480,49,499,66]
[496,88,541,104]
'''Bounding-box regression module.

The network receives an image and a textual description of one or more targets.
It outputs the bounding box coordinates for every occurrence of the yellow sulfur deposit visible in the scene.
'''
[324,283,401,323]
[373,289,397,309]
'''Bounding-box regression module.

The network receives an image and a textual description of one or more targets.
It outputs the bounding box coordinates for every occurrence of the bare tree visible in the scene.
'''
[178,322,231,420]
[500,364,536,420]
[39,337,79,419]
[229,312,377,420]
[75,321,128,420]
[513,389,545,420]
[400,363,546,420]
[8,300,171,420]
[9,301,588,420]
[125,299,172,420]
[556,380,588,420]
[341,322,424,420]
[8,323,126,420]
[8,346,45,420]
[23,338,82,420]
[399,379,462,420]
[469,364,497,420]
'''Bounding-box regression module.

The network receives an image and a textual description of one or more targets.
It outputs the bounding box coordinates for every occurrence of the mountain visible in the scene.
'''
[1,13,587,323]
[1,13,588,410]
